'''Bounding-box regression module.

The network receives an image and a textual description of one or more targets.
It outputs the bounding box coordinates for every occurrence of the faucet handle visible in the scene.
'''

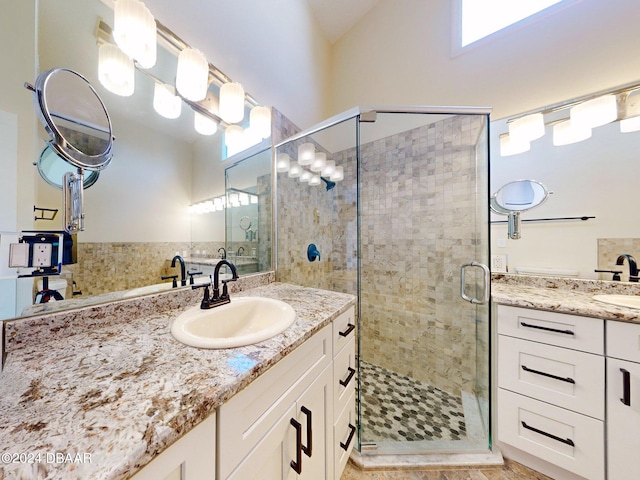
[187,270,203,285]
[594,269,623,281]
[161,274,178,288]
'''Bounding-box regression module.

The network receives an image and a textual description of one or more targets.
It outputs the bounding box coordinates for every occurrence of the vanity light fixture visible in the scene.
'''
[176,47,209,101]
[98,43,135,96]
[225,124,244,148]
[552,119,592,146]
[288,163,302,178]
[321,160,336,177]
[113,0,157,69]
[499,133,530,156]
[219,82,245,124]
[276,153,291,173]
[299,170,312,183]
[309,174,321,186]
[194,111,218,135]
[330,165,344,182]
[570,94,617,129]
[297,143,315,165]
[250,106,271,139]
[310,152,327,172]
[153,82,181,119]
[508,112,545,143]
[620,116,640,133]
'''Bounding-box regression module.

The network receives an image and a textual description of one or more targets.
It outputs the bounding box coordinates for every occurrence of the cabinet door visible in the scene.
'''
[607,357,640,480]
[228,403,298,480]
[295,364,332,480]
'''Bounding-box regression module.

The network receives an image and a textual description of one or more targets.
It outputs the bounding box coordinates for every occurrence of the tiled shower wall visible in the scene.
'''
[278,114,488,397]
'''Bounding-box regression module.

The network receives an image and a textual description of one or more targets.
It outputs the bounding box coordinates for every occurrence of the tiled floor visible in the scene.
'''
[341,458,554,480]
[360,361,466,443]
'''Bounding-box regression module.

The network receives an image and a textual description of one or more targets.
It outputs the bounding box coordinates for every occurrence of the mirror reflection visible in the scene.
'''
[490,92,640,278]
[1,0,275,321]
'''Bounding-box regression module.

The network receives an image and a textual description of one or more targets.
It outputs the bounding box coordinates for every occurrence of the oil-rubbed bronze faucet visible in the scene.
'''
[616,254,639,282]
[192,260,239,309]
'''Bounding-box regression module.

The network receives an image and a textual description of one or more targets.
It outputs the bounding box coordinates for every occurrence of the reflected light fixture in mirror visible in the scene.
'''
[297,143,315,165]
[276,153,291,172]
[153,82,181,119]
[288,163,302,178]
[330,165,344,182]
[219,82,245,124]
[299,170,312,183]
[499,133,530,156]
[310,152,326,172]
[194,111,218,135]
[620,116,640,133]
[321,160,335,177]
[552,119,592,146]
[570,94,617,129]
[309,174,321,186]
[98,43,134,96]
[113,0,156,69]
[176,47,209,101]
[225,124,243,148]
[250,106,271,139]
[508,112,545,143]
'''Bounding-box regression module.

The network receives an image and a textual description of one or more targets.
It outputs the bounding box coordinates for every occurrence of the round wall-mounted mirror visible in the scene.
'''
[490,179,550,240]
[491,179,549,212]
[37,146,100,189]
[27,68,113,171]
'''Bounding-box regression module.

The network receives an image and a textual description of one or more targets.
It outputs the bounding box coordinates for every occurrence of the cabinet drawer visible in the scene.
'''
[333,337,356,418]
[333,307,356,355]
[497,305,604,354]
[334,391,356,480]
[218,325,331,478]
[498,389,604,480]
[607,320,640,362]
[498,335,604,419]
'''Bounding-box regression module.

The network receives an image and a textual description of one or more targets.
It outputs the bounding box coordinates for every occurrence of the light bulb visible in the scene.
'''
[176,48,209,101]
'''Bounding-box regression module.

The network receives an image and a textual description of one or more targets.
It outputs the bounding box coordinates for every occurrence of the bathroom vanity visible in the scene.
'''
[493,276,640,480]
[0,278,356,480]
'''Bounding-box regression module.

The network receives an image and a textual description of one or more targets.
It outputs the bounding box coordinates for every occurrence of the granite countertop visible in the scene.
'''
[492,274,640,323]
[0,282,355,480]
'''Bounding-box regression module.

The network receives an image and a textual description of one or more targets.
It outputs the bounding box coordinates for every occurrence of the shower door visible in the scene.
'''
[356,111,491,454]
[274,107,491,457]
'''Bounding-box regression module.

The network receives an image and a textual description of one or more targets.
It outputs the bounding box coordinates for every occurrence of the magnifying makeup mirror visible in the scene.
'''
[25,68,114,233]
[490,179,550,239]
[36,145,100,190]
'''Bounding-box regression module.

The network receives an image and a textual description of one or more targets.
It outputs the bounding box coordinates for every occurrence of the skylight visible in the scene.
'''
[461,0,562,47]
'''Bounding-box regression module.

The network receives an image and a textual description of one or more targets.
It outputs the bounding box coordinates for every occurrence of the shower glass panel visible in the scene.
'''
[275,107,491,457]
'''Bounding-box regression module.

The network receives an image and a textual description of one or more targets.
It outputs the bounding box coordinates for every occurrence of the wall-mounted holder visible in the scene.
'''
[34,206,58,221]
[307,244,320,262]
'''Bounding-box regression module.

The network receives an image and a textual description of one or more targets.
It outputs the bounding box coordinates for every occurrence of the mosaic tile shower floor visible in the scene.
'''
[359,361,466,443]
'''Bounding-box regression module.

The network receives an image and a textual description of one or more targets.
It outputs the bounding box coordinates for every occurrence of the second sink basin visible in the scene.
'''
[593,294,640,310]
[171,297,296,349]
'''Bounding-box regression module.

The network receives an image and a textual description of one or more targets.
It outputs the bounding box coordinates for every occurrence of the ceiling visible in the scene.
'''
[306,0,380,43]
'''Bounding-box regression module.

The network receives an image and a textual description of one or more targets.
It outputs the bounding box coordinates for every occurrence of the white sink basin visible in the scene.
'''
[593,294,640,310]
[171,297,296,349]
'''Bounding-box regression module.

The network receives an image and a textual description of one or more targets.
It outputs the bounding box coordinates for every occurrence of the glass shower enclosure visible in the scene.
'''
[275,106,491,458]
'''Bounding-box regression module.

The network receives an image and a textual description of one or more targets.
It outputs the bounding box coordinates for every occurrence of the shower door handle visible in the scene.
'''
[460,262,490,305]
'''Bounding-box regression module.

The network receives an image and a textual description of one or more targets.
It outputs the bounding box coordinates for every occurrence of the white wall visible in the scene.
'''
[330,0,640,120]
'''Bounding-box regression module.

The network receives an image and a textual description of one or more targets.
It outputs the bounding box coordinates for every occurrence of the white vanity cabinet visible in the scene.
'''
[606,321,640,480]
[218,307,356,480]
[496,305,605,480]
[131,414,216,480]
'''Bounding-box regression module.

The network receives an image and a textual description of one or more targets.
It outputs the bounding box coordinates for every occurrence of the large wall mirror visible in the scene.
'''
[490,87,640,280]
[0,0,274,321]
